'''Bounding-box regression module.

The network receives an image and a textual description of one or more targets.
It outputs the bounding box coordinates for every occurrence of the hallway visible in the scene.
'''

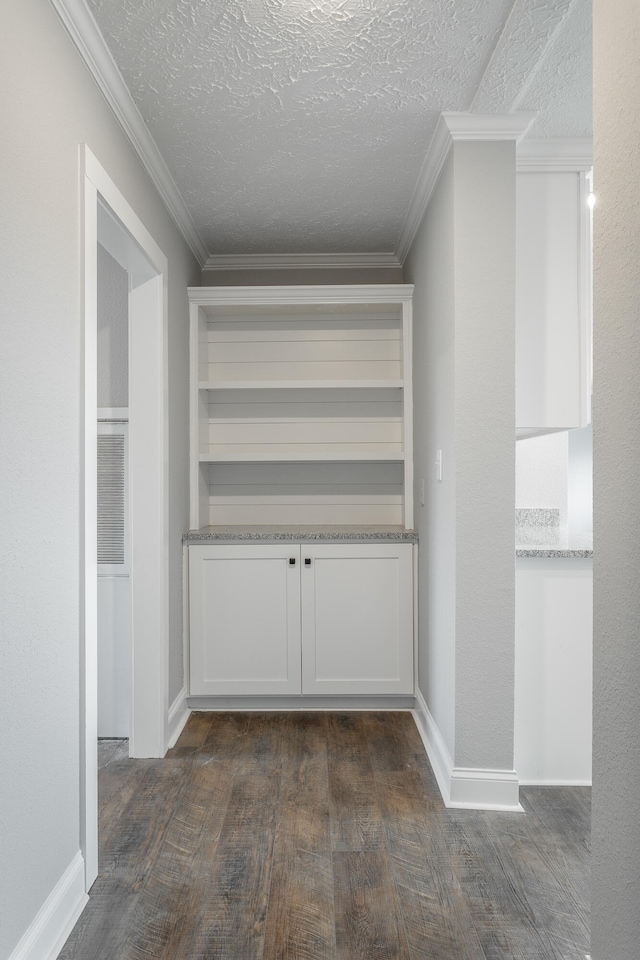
[60,713,590,959]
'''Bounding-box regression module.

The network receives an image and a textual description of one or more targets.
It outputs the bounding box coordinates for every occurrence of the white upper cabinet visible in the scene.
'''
[188,285,414,529]
[516,162,592,437]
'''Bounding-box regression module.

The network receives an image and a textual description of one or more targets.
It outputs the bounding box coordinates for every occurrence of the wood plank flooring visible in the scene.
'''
[60,713,590,960]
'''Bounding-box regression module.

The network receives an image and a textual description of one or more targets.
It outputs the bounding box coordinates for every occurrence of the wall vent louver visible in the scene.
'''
[97,433,126,565]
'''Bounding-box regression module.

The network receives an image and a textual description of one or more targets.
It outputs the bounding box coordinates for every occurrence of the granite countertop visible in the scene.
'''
[184,525,418,544]
[516,543,593,558]
[515,508,592,558]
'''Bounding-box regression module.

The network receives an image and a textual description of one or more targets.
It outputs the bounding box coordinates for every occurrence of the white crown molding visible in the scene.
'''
[189,283,414,307]
[440,111,537,141]
[49,0,208,266]
[412,689,522,811]
[203,252,402,271]
[516,138,594,172]
[395,111,536,264]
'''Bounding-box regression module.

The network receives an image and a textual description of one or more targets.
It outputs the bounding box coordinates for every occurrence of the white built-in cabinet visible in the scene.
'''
[189,285,414,529]
[189,542,414,697]
[186,285,415,702]
[516,165,592,437]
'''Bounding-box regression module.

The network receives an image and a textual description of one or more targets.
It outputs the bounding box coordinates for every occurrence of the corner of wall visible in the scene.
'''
[413,689,521,811]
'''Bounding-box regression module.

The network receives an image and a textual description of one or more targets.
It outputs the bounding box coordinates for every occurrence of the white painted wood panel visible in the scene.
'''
[189,545,302,695]
[515,558,592,783]
[200,380,404,390]
[202,457,404,525]
[208,338,401,363]
[206,386,403,416]
[207,418,402,446]
[300,544,413,695]
[204,316,402,383]
[205,360,402,382]
[206,322,401,333]
[516,171,591,432]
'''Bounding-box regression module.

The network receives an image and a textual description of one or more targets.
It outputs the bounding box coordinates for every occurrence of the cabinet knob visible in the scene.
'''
[289,557,296,565]
[304,557,312,566]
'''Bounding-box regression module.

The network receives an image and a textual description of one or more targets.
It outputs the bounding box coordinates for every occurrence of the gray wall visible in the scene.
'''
[0,1,200,954]
[97,244,129,408]
[404,140,516,772]
[592,1,640,956]
[453,141,516,769]
[404,153,456,755]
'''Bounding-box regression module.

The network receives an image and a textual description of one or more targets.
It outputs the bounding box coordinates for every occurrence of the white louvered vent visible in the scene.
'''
[97,431,127,568]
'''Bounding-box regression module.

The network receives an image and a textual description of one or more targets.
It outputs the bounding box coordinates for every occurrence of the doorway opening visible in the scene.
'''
[81,145,170,890]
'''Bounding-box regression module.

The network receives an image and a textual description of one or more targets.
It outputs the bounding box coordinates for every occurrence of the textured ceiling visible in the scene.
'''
[86,0,592,255]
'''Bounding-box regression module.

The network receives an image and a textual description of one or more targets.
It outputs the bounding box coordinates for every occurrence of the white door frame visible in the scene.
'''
[81,145,170,889]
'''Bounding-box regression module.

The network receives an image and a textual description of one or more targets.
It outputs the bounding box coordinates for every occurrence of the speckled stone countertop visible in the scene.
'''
[516,533,593,559]
[516,543,593,558]
[184,525,418,544]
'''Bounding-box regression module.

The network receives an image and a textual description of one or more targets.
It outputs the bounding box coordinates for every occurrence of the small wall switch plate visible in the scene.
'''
[420,479,425,506]
[436,449,443,482]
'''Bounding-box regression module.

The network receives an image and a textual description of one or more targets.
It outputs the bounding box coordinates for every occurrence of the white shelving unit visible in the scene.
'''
[188,285,414,530]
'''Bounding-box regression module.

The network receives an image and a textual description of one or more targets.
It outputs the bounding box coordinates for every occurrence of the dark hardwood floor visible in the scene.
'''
[60,713,590,960]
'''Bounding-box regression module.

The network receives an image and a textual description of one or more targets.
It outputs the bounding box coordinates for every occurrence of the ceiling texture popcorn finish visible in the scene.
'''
[85,0,592,256]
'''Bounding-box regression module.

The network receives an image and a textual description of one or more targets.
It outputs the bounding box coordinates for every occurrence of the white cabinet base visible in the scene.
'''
[188,542,414,699]
[189,545,302,696]
[515,557,592,784]
[301,544,414,695]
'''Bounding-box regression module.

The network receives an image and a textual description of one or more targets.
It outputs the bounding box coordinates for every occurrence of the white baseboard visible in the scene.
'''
[187,694,415,712]
[412,688,455,802]
[412,690,522,811]
[8,851,88,960]
[518,778,592,787]
[167,688,190,749]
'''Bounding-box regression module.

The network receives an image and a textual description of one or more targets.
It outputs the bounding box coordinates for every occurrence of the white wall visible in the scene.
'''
[0,1,200,955]
[592,2,640,956]
[405,139,517,781]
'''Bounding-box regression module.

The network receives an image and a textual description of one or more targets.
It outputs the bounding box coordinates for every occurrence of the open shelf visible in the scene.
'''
[189,285,414,529]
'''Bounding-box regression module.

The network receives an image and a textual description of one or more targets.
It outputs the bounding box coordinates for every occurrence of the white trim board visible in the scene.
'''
[82,144,171,892]
[516,138,593,172]
[203,252,402,272]
[189,284,414,308]
[412,690,522,811]
[187,696,415,712]
[8,852,87,960]
[167,688,190,749]
[519,779,592,787]
[395,112,536,264]
[49,0,207,266]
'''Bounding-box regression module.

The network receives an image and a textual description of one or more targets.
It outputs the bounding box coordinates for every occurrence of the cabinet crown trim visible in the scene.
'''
[188,284,414,306]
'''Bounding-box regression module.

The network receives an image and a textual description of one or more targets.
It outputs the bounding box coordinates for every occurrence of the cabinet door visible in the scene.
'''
[516,171,591,434]
[189,545,301,695]
[301,544,413,695]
